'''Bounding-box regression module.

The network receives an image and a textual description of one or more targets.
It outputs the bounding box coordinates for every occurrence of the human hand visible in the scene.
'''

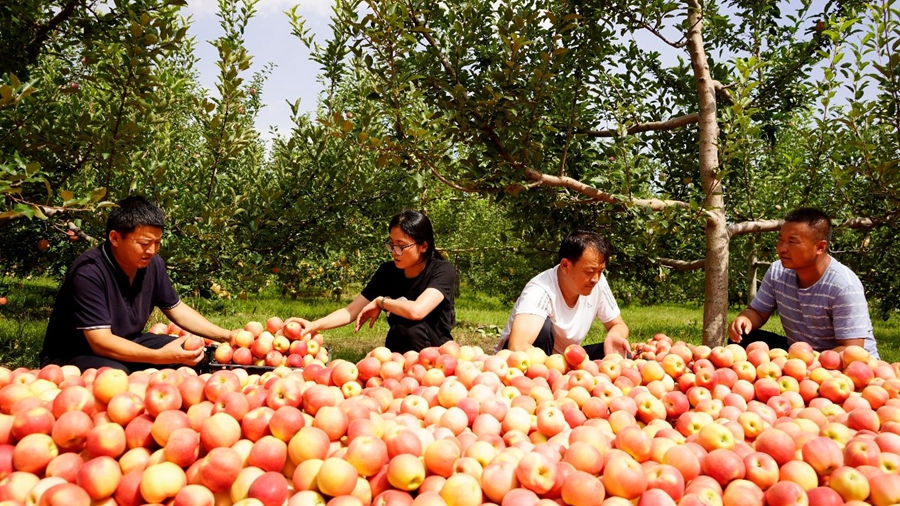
[354,299,382,333]
[604,334,631,358]
[728,316,752,343]
[285,317,317,339]
[161,337,205,366]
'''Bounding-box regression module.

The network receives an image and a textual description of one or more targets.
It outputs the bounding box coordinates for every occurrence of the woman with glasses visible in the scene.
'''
[292,210,456,353]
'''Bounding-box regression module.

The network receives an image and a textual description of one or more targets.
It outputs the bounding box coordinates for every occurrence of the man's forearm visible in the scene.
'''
[738,308,767,330]
[506,313,546,351]
[166,303,231,342]
[833,338,867,353]
[507,335,535,351]
[85,330,166,364]
[606,322,630,341]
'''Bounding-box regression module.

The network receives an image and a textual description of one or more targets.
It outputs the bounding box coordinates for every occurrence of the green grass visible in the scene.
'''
[162,289,514,363]
[0,276,58,369]
[616,304,786,347]
[2,276,898,368]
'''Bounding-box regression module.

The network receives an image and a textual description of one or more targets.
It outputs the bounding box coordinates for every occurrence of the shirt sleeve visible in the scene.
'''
[425,260,456,300]
[70,266,112,330]
[361,263,392,301]
[152,257,180,310]
[750,264,779,315]
[595,275,621,323]
[832,277,873,340]
[512,284,554,319]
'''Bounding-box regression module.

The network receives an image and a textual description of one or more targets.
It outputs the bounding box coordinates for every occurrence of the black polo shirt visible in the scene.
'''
[360,256,456,339]
[40,242,180,364]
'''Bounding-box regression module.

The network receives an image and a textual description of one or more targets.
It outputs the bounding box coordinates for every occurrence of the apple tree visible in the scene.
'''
[291,0,900,344]
[775,0,900,319]
[0,0,199,275]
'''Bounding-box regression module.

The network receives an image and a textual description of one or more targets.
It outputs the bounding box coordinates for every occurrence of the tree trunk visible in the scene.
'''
[686,0,729,346]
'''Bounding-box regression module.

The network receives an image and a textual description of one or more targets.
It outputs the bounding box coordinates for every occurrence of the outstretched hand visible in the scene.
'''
[729,316,753,343]
[354,299,382,333]
[285,317,317,339]
[604,334,631,359]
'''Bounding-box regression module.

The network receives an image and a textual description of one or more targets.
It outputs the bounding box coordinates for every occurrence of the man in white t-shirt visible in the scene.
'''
[496,231,631,359]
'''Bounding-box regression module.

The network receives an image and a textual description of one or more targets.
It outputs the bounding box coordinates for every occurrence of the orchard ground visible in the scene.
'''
[2,277,900,369]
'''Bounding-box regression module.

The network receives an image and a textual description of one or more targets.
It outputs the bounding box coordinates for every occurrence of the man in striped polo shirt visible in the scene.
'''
[728,208,879,358]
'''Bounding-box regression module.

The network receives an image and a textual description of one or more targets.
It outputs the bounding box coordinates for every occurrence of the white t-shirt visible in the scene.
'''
[496,265,621,354]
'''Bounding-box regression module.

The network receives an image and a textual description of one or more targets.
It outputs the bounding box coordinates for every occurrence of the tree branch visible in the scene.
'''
[0,203,87,227]
[661,217,887,270]
[578,113,700,138]
[617,9,686,48]
[839,217,882,229]
[27,0,85,61]
[727,219,783,237]
[408,12,458,83]
[522,168,689,210]
[659,258,705,270]
[727,216,883,237]
[427,166,479,193]
[67,220,94,242]
[439,246,523,254]
[713,80,735,105]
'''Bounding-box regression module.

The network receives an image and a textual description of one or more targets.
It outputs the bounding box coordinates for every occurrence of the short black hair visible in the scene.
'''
[106,196,166,237]
[784,207,832,244]
[389,210,437,258]
[559,230,610,264]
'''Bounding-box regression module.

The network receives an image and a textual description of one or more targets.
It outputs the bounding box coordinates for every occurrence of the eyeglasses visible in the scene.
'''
[384,241,418,255]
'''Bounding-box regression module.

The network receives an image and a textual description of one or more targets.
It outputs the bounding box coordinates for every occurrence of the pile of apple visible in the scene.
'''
[2,334,900,506]
[215,318,329,369]
[150,318,329,369]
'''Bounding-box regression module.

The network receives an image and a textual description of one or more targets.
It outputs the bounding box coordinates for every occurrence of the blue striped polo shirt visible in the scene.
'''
[751,258,879,358]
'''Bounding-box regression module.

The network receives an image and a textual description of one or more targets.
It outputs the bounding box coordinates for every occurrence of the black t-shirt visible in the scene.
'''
[40,242,180,362]
[361,257,457,338]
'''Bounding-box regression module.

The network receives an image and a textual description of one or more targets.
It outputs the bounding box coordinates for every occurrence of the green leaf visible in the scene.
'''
[91,188,108,201]
[13,204,33,219]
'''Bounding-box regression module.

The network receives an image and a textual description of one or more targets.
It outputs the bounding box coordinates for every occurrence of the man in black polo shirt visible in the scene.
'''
[40,196,234,372]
